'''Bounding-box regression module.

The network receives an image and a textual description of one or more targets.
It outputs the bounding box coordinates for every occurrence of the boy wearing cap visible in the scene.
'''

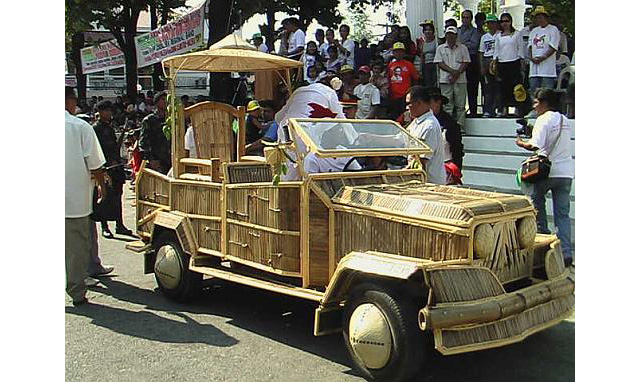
[353,66,381,119]
[527,6,560,96]
[434,26,471,129]
[253,33,269,53]
[387,42,420,119]
[245,100,263,150]
[479,14,500,117]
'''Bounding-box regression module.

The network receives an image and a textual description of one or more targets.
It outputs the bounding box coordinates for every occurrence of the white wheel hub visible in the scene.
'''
[155,245,181,289]
[348,303,393,369]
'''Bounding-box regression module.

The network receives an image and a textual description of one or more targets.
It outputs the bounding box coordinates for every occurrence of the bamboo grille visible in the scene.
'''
[439,295,574,349]
[335,211,469,263]
[473,221,534,283]
[428,268,504,303]
[309,192,330,286]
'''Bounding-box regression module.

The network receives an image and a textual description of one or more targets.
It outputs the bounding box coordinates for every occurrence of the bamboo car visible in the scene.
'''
[130,113,574,381]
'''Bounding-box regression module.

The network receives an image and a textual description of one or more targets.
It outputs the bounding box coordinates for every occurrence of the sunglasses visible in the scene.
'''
[500,20,510,23]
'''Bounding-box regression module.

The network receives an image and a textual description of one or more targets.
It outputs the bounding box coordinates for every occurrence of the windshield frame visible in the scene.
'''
[288,118,433,158]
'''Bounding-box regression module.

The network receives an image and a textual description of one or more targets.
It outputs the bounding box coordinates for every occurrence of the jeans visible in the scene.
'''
[529,177,573,262]
[529,76,557,96]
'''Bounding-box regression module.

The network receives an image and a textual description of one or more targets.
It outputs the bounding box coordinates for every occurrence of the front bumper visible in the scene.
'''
[420,244,574,355]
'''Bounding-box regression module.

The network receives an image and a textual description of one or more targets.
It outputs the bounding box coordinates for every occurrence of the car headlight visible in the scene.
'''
[516,216,536,249]
[474,224,494,259]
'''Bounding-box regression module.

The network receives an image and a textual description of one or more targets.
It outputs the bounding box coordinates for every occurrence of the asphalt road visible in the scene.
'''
[65,182,575,382]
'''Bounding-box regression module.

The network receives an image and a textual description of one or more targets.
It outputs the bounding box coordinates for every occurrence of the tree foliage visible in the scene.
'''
[348,8,374,42]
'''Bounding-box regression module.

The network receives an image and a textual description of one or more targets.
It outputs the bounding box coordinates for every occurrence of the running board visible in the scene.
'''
[189,259,325,302]
[125,240,152,253]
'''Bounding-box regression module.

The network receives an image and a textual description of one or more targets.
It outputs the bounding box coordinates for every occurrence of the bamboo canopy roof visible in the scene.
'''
[162,33,303,73]
[332,183,535,226]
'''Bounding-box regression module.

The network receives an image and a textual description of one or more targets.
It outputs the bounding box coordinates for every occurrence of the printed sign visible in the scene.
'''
[81,40,126,74]
[135,4,205,68]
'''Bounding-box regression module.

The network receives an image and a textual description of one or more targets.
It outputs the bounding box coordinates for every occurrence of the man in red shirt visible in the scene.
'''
[387,42,419,119]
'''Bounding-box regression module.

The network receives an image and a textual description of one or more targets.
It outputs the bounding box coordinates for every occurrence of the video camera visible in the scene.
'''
[515,118,533,138]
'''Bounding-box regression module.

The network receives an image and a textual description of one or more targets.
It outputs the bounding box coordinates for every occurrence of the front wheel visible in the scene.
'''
[342,284,426,382]
[153,232,202,302]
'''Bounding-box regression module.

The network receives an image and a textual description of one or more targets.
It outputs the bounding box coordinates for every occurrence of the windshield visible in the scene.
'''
[289,118,432,158]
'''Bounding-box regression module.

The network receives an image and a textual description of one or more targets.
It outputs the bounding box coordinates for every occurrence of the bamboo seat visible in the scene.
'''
[178,173,213,182]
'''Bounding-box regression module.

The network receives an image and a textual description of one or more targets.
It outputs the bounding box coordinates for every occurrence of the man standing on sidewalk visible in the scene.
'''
[434,26,471,130]
[65,87,106,306]
[458,10,482,117]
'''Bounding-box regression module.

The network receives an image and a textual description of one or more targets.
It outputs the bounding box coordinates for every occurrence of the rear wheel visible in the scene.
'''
[153,232,202,302]
[343,284,426,382]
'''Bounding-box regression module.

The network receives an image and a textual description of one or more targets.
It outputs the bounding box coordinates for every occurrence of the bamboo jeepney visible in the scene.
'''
[128,35,574,382]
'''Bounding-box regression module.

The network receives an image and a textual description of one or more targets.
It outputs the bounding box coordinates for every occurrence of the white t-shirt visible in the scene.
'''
[184,126,197,158]
[288,29,306,56]
[341,39,356,66]
[318,42,329,59]
[528,24,560,77]
[65,110,106,218]
[406,110,447,184]
[528,111,574,178]
[479,32,498,58]
[353,83,381,119]
[493,31,522,62]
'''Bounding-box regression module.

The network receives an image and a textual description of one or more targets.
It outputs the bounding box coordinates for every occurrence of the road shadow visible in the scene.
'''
[84,278,574,381]
[65,304,238,347]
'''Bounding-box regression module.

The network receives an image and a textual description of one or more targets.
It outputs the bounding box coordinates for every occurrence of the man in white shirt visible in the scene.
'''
[527,6,560,95]
[404,86,447,184]
[283,18,305,59]
[434,26,471,130]
[338,24,356,67]
[353,66,381,119]
[65,87,106,306]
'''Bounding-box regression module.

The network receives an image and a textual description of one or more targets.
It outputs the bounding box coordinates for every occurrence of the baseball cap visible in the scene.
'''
[486,14,498,22]
[445,26,458,34]
[419,19,434,26]
[357,65,371,74]
[340,64,354,73]
[392,42,405,50]
[252,33,262,39]
[247,100,261,112]
[531,6,549,17]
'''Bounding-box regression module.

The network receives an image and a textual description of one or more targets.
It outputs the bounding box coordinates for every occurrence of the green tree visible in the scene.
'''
[348,9,373,42]
[65,0,100,103]
[528,0,575,37]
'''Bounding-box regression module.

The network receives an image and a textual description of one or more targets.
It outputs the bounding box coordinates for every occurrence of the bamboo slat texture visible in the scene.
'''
[185,102,239,165]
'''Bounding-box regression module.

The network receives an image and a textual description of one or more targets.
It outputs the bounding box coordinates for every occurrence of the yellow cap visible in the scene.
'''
[392,42,405,50]
[340,64,354,73]
[247,100,261,112]
[514,84,527,102]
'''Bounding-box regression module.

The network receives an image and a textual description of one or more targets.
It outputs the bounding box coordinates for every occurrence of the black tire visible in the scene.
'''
[342,283,426,382]
[153,232,202,302]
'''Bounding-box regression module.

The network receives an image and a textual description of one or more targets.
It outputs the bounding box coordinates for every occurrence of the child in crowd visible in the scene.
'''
[370,62,390,100]
[301,41,322,83]
[325,45,344,73]
[307,65,319,84]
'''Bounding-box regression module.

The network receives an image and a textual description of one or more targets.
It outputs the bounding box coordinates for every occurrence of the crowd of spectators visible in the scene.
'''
[256,6,573,127]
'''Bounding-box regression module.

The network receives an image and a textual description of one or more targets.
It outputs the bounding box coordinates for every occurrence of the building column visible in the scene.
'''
[405,0,444,40]
[497,0,531,31]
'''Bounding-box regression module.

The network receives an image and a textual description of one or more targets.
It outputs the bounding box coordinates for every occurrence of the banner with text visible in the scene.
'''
[80,40,126,74]
[135,4,205,68]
